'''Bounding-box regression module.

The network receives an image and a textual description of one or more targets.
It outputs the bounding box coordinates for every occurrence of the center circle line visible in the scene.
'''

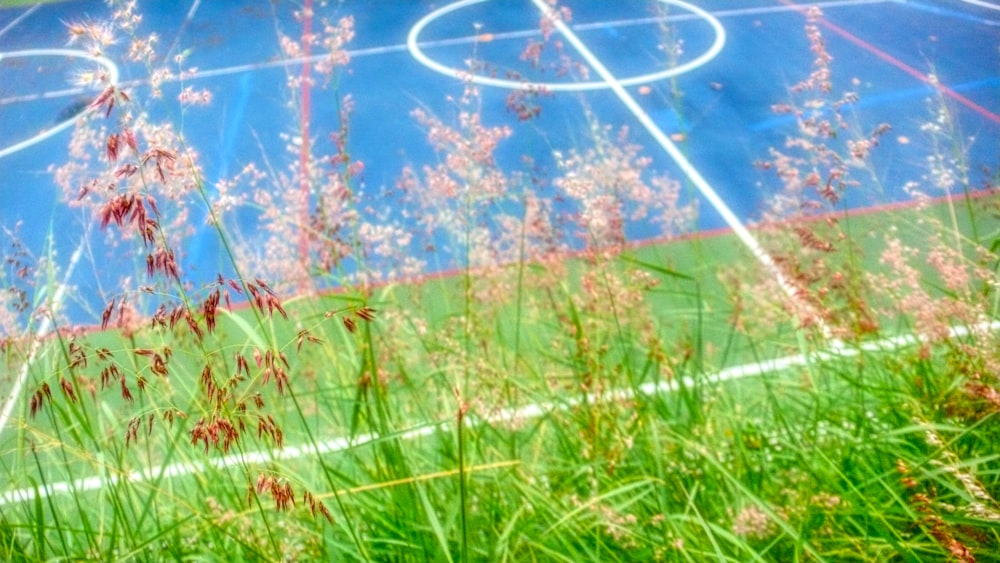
[407,0,726,91]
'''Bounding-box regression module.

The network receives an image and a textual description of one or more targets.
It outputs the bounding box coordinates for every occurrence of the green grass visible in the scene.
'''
[3,3,1000,560]
[2,191,998,561]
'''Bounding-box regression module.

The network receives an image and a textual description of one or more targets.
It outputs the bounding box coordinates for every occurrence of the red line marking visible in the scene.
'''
[298,0,314,290]
[33,189,998,339]
[777,0,1000,125]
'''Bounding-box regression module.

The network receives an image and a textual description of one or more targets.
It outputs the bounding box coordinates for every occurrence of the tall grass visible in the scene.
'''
[1,1,999,561]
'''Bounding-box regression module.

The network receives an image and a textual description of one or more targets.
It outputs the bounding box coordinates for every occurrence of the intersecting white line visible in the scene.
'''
[0,0,893,106]
[0,0,984,507]
[515,0,829,335]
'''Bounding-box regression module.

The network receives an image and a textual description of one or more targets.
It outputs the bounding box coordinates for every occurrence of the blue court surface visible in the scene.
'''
[1,0,998,325]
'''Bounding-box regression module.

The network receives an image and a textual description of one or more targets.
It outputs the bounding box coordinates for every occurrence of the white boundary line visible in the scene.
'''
[521,0,824,331]
[560,0,896,31]
[0,221,93,445]
[0,3,41,40]
[163,0,202,62]
[3,319,996,506]
[960,0,1000,11]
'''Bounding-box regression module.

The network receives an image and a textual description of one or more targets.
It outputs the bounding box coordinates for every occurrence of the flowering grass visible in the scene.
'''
[2,2,1000,561]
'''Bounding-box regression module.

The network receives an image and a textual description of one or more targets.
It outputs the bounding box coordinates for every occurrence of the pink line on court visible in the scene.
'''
[22,188,998,341]
[298,0,314,291]
[777,0,1000,125]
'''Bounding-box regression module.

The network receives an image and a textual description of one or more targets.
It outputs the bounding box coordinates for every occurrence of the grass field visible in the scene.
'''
[2,2,999,561]
[3,189,998,561]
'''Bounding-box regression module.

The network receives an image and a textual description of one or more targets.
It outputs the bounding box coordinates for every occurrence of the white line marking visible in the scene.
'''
[0,0,892,106]
[0,49,119,159]
[3,319,995,506]
[0,222,93,446]
[0,0,976,505]
[164,0,202,62]
[573,0,894,30]
[960,0,1000,11]
[0,50,120,443]
[408,0,726,91]
[501,0,826,332]
[0,3,41,40]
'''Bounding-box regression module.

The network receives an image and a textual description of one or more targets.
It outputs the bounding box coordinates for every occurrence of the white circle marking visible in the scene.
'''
[407,0,725,91]
[0,49,120,159]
